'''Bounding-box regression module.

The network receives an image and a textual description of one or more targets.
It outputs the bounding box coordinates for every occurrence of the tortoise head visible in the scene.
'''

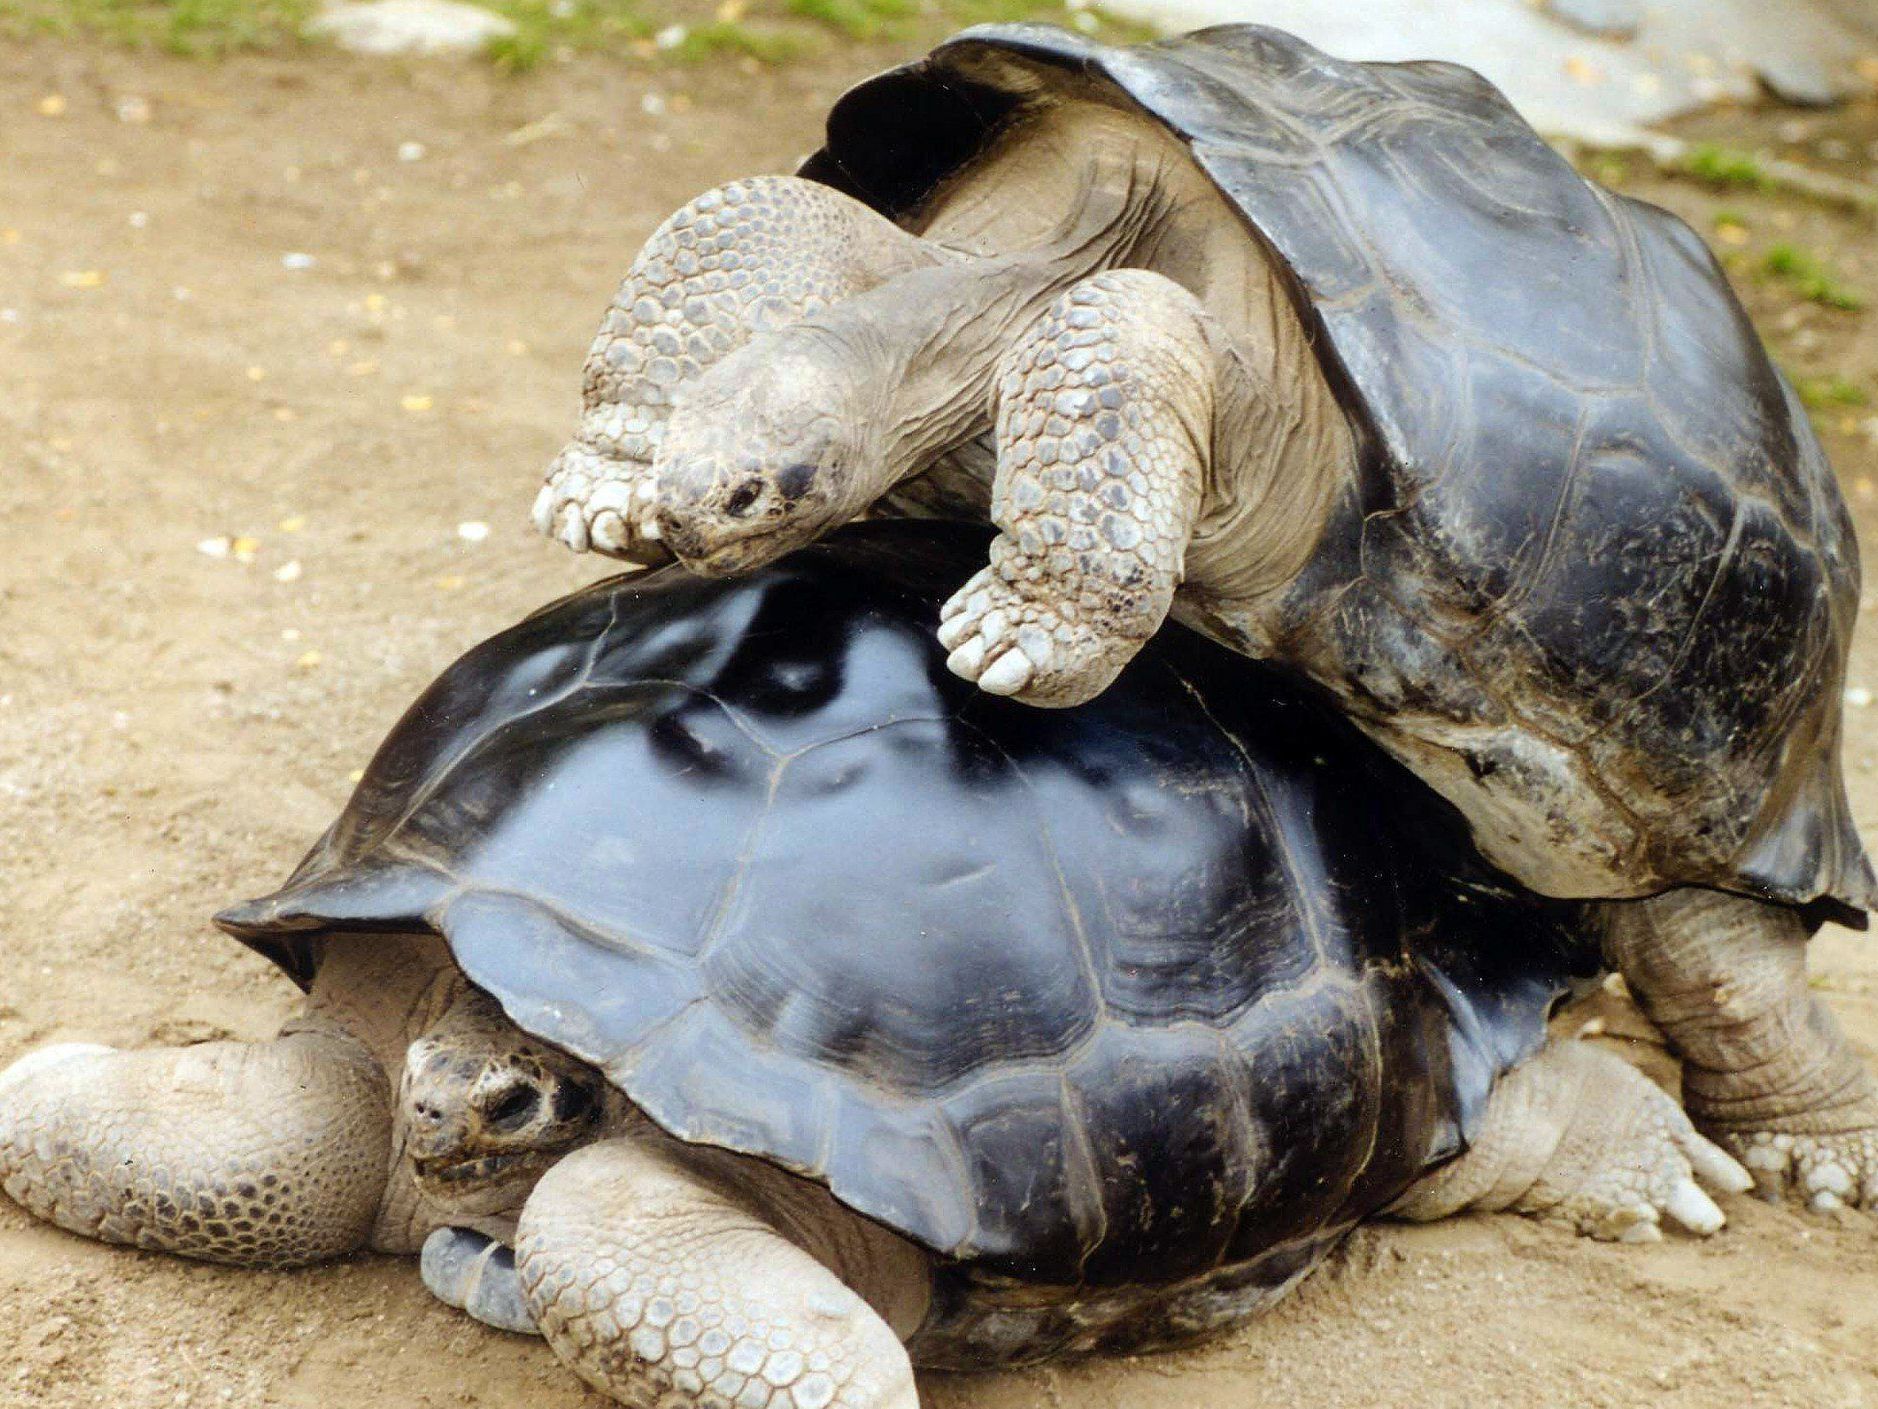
[398,987,608,1214]
[653,330,883,575]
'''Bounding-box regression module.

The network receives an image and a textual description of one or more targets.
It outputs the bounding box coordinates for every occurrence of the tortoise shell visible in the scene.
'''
[799,25,1874,919]
[218,523,1585,1316]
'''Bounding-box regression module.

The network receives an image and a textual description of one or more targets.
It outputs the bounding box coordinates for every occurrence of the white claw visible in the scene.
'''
[590,510,629,554]
[638,513,662,542]
[532,483,557,535]
[946,636,988,679]
[978,648,1035,697]
[1682,1137,1755,1196]
[588,479,634,515]
[1616,1216,1663,1244]
[940,595,967,621]
[1663,1178,1726,1236]
[558,508,591,554]
[1810,1189,1846,1214]
[936,614,975,651]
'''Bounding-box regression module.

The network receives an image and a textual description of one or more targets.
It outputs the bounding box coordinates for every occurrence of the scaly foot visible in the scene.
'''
[1711,1115,1878,1213]
[1600,889,1878,1218]
[534,436,664,561]
[1392,1038,1753,1242]
[937,548,1143,706]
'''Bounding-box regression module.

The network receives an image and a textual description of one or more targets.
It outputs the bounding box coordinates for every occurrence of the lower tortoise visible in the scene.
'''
[1,527,1750,1408]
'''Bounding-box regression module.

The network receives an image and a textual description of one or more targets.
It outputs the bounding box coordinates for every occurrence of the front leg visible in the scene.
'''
[938,270,1211,706]
[538,175,936,561]
[0,1026,391,1267]
[1391,1036,1753,1241]
[516,1138,930,1409]
[1599,889,1878,1212]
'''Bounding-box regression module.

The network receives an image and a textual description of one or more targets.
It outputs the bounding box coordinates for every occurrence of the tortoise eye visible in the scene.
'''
[483,1083,540,1131]
[724,478,765,517]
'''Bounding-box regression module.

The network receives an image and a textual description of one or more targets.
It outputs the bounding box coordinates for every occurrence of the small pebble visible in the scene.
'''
[294,650,323,671]
[115,95,152,124]
[397,140,427,163]
[281,252,317,271]
[36,94,65,117]
[641,92,668,117]
[456,520,490,543]
[197,536,232,560]
[58,270,105,289]
[653,23,686,48]
[1846,687,1872,708]
[128,211,149,229]
[231,537,260,563]
[401,393,434,413]
[278,515,307,533]
[273,560,303,583]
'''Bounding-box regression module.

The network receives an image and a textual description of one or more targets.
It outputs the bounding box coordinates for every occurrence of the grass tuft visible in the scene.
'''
[1794,374,1870,409]
[0,0,1154,65]
[785,0,907,39]
[1682,143,1772,192]
[1761,242,1866,311]
[0,0,315,53]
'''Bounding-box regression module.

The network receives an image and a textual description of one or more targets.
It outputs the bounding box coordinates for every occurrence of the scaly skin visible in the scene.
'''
[0,937,598,1267]
[1600,889,1878,1212]
[536,176,937,561]
[0,1031,389,1267]
[1391,1037,1754,1241]
[517,1139,927,1409]
[937,270,1214,705]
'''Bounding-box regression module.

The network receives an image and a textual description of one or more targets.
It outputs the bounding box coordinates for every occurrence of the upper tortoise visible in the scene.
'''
[534,24,1878,1211]
[0,526,1749,1409]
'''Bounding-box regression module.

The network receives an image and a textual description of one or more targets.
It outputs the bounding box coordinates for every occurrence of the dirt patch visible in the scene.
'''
[2,39,1876,1409]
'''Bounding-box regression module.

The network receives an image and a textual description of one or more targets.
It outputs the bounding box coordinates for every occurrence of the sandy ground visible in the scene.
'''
[2,36,1878,1409]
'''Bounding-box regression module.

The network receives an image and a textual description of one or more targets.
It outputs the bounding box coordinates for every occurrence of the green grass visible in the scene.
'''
[0,0,1147,60]
[1794,374,1870,409]
[0,0,315,55]
[1681,143,1772,192]
[1760,242,1866,311]
[785,0,909,40]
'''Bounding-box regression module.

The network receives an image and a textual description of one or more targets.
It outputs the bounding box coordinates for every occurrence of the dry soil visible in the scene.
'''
[2,38,1878,1409]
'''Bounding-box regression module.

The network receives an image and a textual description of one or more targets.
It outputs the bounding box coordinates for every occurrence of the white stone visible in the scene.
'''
[307,0,517,58]
[1100,0,1874,143]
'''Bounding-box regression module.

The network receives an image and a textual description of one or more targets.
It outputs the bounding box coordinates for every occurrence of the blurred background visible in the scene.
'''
[1,2,1876,1407]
